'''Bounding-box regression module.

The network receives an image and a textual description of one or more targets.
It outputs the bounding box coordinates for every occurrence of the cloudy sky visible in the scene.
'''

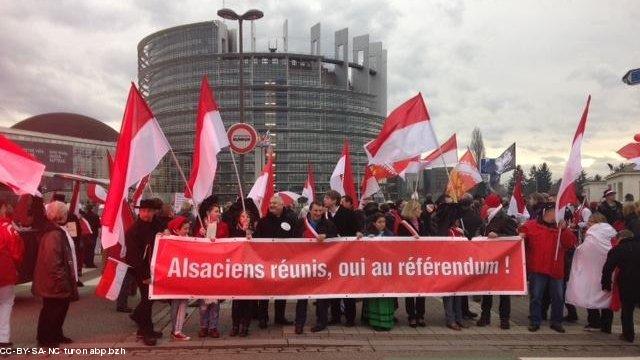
[1,0,639,178]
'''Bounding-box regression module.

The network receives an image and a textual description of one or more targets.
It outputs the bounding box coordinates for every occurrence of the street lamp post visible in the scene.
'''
[217,8,263,191]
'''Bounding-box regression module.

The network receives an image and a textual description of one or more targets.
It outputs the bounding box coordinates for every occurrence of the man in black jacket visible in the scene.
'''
[598,189,624,228]
[323,190,363,326]
[125,199,162,346]
[602,230,640,343]
[254,195,297,328]
[476,193,518,329]
[293,201,338,334]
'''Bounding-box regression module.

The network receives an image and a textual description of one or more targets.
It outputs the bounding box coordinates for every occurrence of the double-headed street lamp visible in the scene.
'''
[217,8,264,190]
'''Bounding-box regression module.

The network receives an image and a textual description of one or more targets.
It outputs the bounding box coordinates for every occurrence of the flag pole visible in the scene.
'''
[229,149,247,214]
[427,121,457,202]
[169,149,205,231]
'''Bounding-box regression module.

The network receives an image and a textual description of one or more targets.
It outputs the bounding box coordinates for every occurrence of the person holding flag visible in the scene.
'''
[519,202,577,333]
[125,199,163,346]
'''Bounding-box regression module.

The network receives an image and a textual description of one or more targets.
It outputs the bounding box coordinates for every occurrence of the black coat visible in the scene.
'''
[294,216,338,238]
[460,208,483,239]
[598,201,624,226]
[624,213,640,239]
[254,208,298,238]
[327,206,361,236]
[482,210,518,237]
[602,237,640,303]
[124,219,161,281]
[396,217,421,237]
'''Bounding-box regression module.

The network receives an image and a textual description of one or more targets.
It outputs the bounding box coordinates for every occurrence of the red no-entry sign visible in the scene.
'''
[227,123,258,154]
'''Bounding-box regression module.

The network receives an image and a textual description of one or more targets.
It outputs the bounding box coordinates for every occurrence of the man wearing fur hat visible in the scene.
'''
[125,199,163,346]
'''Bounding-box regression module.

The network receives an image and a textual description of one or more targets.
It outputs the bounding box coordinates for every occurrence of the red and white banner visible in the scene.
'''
[0,133,45,196]
[149,236,526,300]
[248,152,275,217]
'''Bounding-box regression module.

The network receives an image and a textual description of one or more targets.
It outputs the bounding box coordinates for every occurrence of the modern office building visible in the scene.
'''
[2,112,116,200]
[138,19,387,200]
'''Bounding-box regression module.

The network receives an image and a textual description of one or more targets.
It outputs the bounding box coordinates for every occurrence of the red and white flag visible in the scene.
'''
[0,133,45,196]
[330,139,358,208]
[131,175,149,209]
[617,142,640,170]
[507,172,529,220]
[422,133,458,169]
[87,183,107,204]
[68,181,81,217]
[447,149,482,200]
[248,152,275,217]
[101,83,171,249]
[302,162,315,203]
[359,166,380,206]
[365,93,437,166]
[95,257,131,301]
[276,191,301,207]
[185,76,229,204]
[556,95,591,224]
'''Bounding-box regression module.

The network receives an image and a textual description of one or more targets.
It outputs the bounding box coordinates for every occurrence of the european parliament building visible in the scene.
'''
[138,19,387,200]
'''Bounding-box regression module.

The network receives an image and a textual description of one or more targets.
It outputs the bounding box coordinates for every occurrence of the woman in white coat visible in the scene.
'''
[566,213,616,333]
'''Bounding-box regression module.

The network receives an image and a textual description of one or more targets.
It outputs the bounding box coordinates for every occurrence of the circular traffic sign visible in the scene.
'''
[227,123,258,154]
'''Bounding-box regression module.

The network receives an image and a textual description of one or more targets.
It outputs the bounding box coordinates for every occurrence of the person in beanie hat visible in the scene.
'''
[477,193,518,329]
[602,229,640,342]
[598,189,624,230]
[126,199,163,346]
[165,216,191,341]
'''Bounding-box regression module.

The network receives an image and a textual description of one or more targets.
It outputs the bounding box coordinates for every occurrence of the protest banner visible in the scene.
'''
[149,236,526,300]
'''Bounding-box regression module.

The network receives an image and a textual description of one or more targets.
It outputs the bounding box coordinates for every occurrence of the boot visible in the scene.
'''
[229,322,239,337]
[476,314,491,327]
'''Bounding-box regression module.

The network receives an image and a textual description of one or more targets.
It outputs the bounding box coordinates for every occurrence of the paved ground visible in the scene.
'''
[5,257,640,359]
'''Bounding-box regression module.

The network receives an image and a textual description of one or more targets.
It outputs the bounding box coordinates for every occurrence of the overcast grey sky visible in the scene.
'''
[1,0,639,178]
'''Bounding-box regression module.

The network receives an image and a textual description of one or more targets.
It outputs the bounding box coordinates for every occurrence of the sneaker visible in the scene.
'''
[584,324,600,332]
[171,332,191,341]
[209,329,220,338]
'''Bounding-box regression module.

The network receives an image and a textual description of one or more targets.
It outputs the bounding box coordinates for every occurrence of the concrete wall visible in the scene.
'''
[605,173,640,202]
[334,28,349,89]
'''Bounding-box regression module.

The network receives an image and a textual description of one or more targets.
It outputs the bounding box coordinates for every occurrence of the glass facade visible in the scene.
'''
[138,21,386,200]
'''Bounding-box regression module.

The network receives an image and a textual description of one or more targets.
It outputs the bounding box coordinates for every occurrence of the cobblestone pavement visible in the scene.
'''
[6,262,640,359]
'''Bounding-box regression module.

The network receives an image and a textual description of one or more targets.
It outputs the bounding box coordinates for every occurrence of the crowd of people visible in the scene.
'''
[1,187,640,348]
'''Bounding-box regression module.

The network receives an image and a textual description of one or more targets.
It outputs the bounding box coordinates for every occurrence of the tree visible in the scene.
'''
[576,170,588,195]
[592,174,602,182]
[469,127,485,169]
[524,165,538,195]
[535,163,553,193]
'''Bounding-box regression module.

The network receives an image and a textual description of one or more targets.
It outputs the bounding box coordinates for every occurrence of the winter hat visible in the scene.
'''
[167,216,189,235]
[481,193,503,220]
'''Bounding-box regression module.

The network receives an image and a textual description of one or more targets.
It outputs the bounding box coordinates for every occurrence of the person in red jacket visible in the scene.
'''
[519,202,577,333]
[0,200,24,348]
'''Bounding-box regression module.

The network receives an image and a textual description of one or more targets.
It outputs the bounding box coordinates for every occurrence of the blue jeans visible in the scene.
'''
[199,300,219,330]
[443,296,463,325]
[529,272,564,326]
